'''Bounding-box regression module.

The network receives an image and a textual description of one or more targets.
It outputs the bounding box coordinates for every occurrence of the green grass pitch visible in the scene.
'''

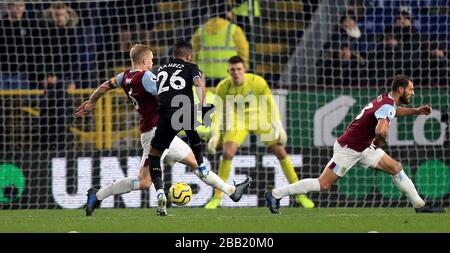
[0,208,448,233]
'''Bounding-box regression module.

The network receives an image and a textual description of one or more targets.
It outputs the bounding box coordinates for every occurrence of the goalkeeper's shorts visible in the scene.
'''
[222,127,278,147]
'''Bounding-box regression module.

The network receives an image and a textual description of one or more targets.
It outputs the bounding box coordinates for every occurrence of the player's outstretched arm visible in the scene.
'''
[75,81,112,117]
[396,105,432,117]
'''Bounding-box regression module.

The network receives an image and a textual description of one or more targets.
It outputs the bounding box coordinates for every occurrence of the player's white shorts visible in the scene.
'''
[139,128,191,168]
[325,141,386,177]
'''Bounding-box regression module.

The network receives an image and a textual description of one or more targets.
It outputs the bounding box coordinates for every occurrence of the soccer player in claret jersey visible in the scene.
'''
[148,40,252,216]
[266,75,446,214]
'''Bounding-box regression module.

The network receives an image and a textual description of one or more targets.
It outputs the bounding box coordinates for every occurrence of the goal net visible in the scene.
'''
[0,0,449,209]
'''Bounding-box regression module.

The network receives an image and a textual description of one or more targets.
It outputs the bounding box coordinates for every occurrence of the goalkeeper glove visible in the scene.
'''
[272,120,288,146]
[207,133,220,155]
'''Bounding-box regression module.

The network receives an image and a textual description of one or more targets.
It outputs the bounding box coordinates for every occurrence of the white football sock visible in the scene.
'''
[272,178,320,199]
[392,170,425,208]
[192,170,235,196]
[96,177,140,201]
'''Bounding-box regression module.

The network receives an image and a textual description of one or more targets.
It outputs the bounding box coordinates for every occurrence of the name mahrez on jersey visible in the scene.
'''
[159,63,184,71]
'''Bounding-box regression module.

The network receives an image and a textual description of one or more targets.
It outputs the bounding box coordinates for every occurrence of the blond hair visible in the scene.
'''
[130,44,152,65]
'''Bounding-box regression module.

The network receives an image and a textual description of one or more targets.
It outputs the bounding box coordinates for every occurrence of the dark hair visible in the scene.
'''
[339,42,350,49]
[395,10,412,21]
[339,14,356,24]
[391,74,412,91]
[228,56,244,65]
[172,39,193,58]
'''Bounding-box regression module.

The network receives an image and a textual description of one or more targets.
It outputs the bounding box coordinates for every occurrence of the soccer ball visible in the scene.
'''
[168,182,192,206]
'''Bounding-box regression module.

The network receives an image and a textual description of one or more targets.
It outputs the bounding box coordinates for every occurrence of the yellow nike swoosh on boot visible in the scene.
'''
[296,195,315,208]
[204,197,221,209]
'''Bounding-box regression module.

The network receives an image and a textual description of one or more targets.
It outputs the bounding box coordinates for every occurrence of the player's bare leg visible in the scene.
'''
[268,143,315,208]
[179,152,198,169]
[318,167,341,190]
[376,153,445,213]
[137,165,152,189]
[266,166,339,214]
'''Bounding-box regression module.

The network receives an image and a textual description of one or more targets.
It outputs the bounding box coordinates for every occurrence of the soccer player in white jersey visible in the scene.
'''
[266,75,446,214]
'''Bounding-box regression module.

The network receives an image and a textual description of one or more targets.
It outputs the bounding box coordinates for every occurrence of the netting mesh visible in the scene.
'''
[0,0,449,209]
